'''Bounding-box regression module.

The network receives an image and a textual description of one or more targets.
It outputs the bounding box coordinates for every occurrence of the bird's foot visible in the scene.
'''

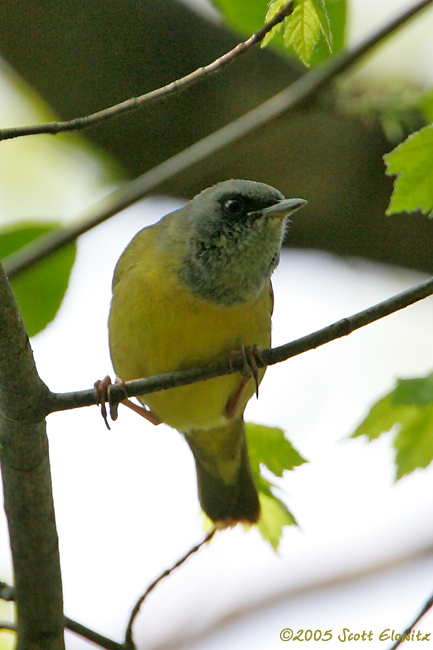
[94,375,120,429]
[225,345,263,419]
[94,375,162,429]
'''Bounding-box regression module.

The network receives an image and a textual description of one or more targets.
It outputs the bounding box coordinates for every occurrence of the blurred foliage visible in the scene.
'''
[420,86,433,123]
[339,80,425,143]
[0,224,76,337]
[0,62,115,224]
[246,422,307,550]
[353,373,433,480]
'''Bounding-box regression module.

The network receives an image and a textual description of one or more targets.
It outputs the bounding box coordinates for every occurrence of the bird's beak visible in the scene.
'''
[259,198,308,220]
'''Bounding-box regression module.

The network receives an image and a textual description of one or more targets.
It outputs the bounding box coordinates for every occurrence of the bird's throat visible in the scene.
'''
[179,220,284,307]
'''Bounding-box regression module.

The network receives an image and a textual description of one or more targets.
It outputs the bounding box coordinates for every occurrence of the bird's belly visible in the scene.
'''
[109,274,271,433]
[146,375,243,431]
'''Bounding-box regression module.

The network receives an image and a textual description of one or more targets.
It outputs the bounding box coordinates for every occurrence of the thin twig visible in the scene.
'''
[65,617,123,650]
[124,528,216,649]
[388,593,433,649]
[4,0,433,280]
[0,2,295,142]
[0,580,123,650]
[46,273,433,415]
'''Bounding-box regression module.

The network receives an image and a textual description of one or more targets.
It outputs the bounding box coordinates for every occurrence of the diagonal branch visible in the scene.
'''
[4,0,433,281]
[46,273,433,415]
[389,593,433,649]
[0,264,64,649]
[65,618,123,650]
[0,1,295,142]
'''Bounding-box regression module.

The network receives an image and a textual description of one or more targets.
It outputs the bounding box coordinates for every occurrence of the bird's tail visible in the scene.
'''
[186,418,260,526]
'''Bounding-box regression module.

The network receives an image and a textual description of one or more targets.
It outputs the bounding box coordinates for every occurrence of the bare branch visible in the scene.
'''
[4,0,433,281]
[0,581,122,650]
[389,593,433,649]
[124,529,216,649]
[65,617,123,650]
[0,2,295,142]
[46,273,433,415]
[0,264,64,649]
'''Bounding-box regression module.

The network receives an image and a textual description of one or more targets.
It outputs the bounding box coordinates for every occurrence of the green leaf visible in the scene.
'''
[283,0,322,66]
[262,0,287,48]
[311,0,332,50]
[266,0,336,66]
[309,0,346,65]
[353,376,433,479]
[393,405,433,479]
[353,395,410,441]
[384,124,433,216]
[246,422,306,476]
[0,223,76,337]
[257,492,296,551]
[246,422,306,550]
[392,373,433,407]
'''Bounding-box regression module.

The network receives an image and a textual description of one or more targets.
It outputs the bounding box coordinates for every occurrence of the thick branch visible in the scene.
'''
[0,264,64,649]
[0,2,294,142]
[4,0,433,281]
[46,273,433,415]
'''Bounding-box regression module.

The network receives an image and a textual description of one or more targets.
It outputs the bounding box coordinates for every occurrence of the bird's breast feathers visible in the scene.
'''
[109,244,272,432]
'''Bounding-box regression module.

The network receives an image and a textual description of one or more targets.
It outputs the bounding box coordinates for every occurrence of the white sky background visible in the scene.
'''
[1,1,433,648]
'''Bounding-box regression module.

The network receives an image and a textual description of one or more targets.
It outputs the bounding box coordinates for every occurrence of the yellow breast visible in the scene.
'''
[108,223,272,433]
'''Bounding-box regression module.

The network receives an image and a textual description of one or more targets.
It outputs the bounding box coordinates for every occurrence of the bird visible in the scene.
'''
[107,179,306,527]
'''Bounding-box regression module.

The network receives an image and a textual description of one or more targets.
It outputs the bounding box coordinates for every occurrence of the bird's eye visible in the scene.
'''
[223,197,244,215]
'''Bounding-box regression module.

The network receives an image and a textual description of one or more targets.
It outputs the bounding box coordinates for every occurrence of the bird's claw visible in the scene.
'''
[94,375,163,427]
[230,345,262,398]
[94,375,127,429]
[244,345,261,399]
[225,345,263,419]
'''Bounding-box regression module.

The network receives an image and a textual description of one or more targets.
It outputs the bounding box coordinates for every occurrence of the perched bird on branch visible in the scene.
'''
[107,179,306,526]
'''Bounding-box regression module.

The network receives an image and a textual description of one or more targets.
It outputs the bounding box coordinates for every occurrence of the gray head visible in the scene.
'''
[175,179,307,306]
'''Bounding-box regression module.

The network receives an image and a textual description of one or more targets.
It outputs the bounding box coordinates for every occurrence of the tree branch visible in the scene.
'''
[65,618,123,650]
[124,529,216,649]
[0,264,65,649]
[45,273,433,415]
[389,593,433,649]
[0,581,122,650]
[4,0,433,281]
[0,2,294,142]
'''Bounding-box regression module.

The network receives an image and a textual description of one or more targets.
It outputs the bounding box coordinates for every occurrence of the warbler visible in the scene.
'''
[108,179,306,526]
